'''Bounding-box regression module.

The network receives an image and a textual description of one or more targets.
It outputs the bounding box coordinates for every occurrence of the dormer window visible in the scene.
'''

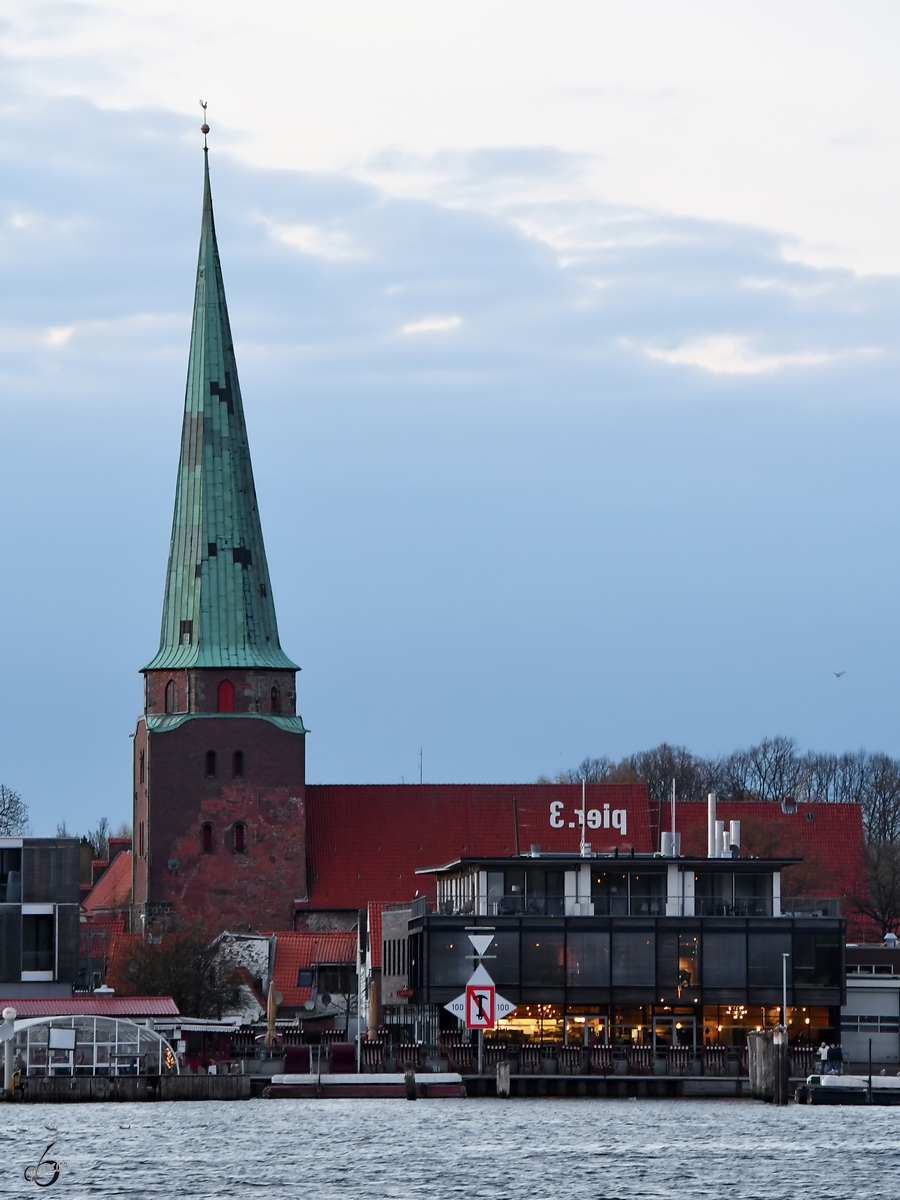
[218,680,235,713]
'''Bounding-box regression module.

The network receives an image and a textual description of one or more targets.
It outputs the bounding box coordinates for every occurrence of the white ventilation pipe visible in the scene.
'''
[729,820,741,857]
[715,820,725,860]
[707,793,718,858]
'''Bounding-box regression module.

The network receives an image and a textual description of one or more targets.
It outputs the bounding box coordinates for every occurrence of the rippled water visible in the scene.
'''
[0,1097,896,1198]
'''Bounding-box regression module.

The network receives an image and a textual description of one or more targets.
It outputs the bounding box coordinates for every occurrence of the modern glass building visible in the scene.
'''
[407,851,845,1053]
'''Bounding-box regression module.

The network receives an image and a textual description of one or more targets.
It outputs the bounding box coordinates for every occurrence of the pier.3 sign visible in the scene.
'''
[549,800,627,835]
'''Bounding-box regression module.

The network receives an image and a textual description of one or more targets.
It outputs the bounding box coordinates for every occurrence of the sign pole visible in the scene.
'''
[478,1027,483,1075]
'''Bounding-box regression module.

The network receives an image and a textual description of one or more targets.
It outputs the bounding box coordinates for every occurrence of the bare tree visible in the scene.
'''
[0,785,28,836]
[855,841,900,937]
[118,928,243,1018]
[85,817,111,860]
[554,757,614,784]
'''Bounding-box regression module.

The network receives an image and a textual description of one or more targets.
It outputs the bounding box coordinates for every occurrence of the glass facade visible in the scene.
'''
[12,1016,179,1077]
[592,871,666,916]
[420,918,845,1013]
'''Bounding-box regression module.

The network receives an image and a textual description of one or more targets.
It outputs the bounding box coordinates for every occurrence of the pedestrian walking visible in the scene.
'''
[818,1041,829,1073]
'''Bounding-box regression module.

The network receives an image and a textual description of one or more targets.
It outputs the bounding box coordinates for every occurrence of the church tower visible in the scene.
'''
[133,150,307,932]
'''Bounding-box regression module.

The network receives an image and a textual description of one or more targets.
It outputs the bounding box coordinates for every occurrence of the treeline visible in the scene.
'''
[542,736,900,842]
[57,816,132,860]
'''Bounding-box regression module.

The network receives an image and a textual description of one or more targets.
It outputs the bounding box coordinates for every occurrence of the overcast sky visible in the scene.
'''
[1,1,898,835]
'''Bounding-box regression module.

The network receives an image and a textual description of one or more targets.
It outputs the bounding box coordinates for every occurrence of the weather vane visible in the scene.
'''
[200,100,209,149]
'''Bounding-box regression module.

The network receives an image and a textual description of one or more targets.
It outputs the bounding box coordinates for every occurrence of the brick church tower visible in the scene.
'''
[133,150,307,933]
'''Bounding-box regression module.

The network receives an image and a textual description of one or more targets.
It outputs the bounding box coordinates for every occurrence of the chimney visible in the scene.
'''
[660,832,682,857]
[729,820,741,857]
[707,793,718,858]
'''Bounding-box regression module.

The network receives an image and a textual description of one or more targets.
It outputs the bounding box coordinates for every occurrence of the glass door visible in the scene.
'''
[652,1014,696,1055]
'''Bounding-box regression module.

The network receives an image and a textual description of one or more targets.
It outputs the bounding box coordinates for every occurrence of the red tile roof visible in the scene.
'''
[265,931,357,1008]
[304,783,651,909]
[1,996,179,1017]
[105,932,143,992]
[82,851,132,916]
[672,799,870,938]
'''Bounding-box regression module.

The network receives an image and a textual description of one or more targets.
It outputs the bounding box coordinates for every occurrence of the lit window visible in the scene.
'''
[217,680,235,713]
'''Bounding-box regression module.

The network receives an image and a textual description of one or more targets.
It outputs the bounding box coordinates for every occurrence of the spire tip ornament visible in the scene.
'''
[200,100,209,147]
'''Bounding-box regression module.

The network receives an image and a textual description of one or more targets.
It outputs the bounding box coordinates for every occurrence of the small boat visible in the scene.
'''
[796,1074,900,1106]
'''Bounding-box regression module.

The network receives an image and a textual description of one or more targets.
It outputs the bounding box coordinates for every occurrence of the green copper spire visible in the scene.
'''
[145,151,298,672]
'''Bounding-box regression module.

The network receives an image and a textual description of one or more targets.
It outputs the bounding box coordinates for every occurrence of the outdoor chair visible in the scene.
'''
[789,1046,816,1077]
[329,1042,357,1073]
[283,1045,311,1074]
[558,1045,585,1075]
[666,1046,692,1075]
[482,1041,509,1068]
[626,1045,653,1075]
[518,1044,543,1074]
[447,1042,474,1073]
[703,1046,728,1076]
[396,1042,424,1070]
[360,1041,386,1072]
[588,1045,615,1074]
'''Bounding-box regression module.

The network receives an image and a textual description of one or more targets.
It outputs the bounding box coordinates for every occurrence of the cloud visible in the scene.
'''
[45,325,74,346]
[633,335,874,376]
[252,214,365,261]
[401,316,462,335]
[0,87,899,832]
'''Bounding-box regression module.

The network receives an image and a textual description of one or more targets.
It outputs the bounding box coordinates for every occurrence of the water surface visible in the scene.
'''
[1,1098,894,1198]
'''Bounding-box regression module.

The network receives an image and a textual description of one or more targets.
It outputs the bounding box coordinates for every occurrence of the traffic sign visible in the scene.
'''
[443,962,517,1028]
[467,933,494,957]
[466,984,495,1028]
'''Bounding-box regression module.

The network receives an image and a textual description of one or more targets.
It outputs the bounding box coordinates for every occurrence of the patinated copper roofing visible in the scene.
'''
[145,150,298,673]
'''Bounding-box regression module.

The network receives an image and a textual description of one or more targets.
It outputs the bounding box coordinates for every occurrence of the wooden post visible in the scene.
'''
[404,1066,417,1100]
[772,1027,789,1106]
[496,1060,510,1099]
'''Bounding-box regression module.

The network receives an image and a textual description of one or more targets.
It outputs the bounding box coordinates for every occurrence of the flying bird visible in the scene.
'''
[834,671,845,678]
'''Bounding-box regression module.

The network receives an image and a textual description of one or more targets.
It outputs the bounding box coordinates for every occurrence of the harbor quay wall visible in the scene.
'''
[14,1075,252,1103]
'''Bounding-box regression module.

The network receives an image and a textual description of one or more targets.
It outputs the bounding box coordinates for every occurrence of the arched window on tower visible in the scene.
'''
[217,680,235,713]
[270,685,281,714]
[233,822,247,854]
[201,823,213,854]
[205,750,216,777]
[165,680,176,713]
[232,751,244,777]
